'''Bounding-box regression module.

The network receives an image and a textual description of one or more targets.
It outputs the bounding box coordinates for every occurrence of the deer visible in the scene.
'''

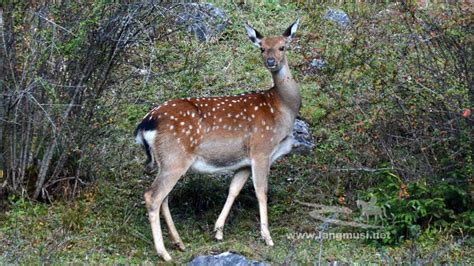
[134,19,301,261]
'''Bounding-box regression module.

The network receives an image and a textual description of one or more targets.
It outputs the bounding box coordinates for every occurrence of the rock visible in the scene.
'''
[291,118,315,154]
[176,3,228,42]
[309,58,327,70]
[324,9,350,28]
[188,252,267,266]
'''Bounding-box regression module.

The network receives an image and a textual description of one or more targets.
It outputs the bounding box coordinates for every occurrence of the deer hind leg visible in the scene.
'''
[251,156,274,246]
[214,168,251,241]
[144,159,192,261]
[161,196,185,251]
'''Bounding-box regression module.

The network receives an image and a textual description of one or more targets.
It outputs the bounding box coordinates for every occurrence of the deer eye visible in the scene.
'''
[260,48,265,53]
[279,46,285,51]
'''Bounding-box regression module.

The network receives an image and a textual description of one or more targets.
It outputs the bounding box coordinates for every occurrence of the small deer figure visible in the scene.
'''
[135,20,300,261]
[356,197,386,225]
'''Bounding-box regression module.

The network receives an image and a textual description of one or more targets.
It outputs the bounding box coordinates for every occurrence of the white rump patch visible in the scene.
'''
[143,130,157,146]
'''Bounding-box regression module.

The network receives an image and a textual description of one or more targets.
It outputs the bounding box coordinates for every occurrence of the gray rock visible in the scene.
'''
[324,9,351,28]
[177,3,228,42]
[188,252,267,266]
[310,58,327,70]
[291,118,315,154]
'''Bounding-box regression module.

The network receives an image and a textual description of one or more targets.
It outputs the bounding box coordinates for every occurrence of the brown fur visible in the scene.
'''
[136,20,301,261]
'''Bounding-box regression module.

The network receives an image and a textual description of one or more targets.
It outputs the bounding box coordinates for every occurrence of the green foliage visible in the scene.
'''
[368,171,472,244]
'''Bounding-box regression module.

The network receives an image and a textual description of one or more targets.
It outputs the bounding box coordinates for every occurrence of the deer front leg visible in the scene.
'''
[214,168,251,241]
[251,156,274,246]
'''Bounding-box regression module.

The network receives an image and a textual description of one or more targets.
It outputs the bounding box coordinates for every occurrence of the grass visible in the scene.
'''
[1,1,472,264]
[1,163,472,264]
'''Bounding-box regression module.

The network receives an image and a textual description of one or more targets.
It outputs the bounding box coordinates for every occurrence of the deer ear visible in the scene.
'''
[282,18,300,43]
[245,23,263,48]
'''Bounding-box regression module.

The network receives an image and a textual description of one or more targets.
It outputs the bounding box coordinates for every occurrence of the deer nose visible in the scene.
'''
[266,58,276,67]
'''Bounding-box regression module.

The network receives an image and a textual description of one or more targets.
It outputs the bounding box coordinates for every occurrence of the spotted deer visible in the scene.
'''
[135,19,301,261]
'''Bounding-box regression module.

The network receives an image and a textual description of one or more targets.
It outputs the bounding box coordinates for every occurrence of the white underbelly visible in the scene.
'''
[191,157,251,174]
[190,136,293,174]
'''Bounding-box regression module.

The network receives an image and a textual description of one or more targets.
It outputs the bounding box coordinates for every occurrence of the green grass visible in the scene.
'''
[1,163,472,264]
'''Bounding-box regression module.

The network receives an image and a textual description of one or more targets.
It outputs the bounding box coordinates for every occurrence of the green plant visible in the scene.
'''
[367,170,472,244]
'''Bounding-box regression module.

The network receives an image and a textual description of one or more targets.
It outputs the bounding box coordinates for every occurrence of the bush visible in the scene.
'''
[367,170,472,244]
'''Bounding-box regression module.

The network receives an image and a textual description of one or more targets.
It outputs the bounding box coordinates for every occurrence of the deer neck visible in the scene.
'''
[271,59,301,117]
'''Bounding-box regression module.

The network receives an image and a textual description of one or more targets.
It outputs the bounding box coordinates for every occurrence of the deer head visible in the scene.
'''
[245,19,300,72]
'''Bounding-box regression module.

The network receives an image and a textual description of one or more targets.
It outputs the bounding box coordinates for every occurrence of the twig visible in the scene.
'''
[36,13,79,38]
[332,167,395,173]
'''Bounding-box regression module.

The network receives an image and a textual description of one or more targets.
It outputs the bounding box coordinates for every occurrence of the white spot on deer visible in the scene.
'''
[251,114,255,118]
[266,126,270,130]
[180,121,185,126]
[262,121,266,125]
[169,125,174,130]
[218,118,223,123]
[270,107,274,113]
[185,130,191,135]
[172,103,176,107]
[191,112,195,117]
[254,106,259,111]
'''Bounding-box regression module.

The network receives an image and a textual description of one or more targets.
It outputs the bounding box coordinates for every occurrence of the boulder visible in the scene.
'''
[309,58,327,70]
[324,9,351,28]
[177,3,228,42]
[291,118,315,154]
[188,252,267,266]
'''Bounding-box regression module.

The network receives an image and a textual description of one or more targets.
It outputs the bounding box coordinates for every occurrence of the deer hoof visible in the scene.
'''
[214,226,224,241]
[215,232,223,241]
[174,241,186,251]
[161,251,172,262]
[263,236,274,246]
